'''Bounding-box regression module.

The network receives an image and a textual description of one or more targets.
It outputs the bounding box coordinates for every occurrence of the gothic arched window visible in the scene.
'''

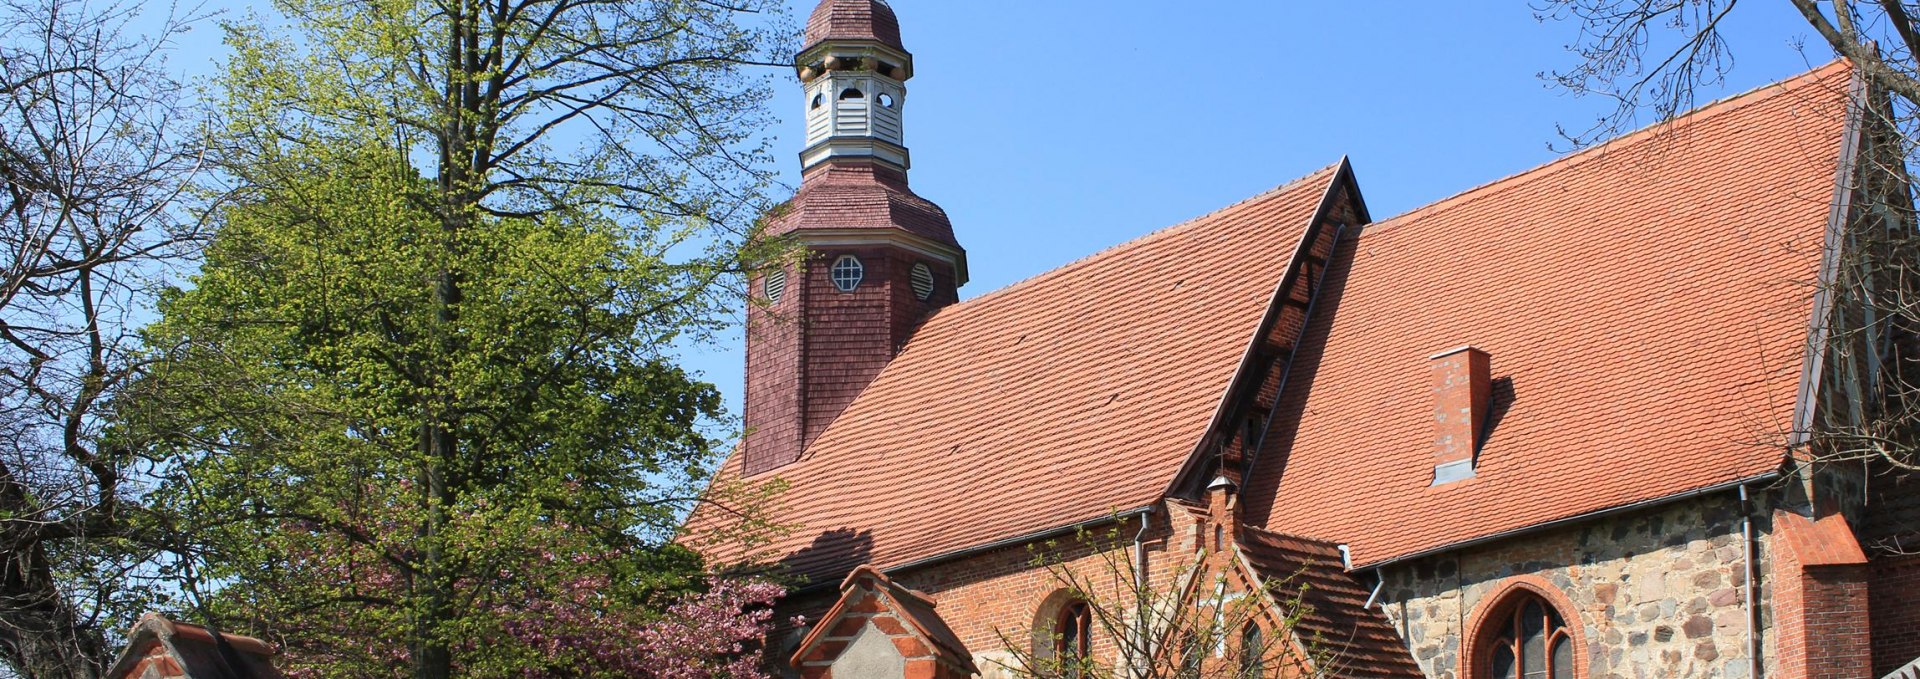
[1476,592,1576,679]
[1056,601,1092,675]
[1240,623,1265,676]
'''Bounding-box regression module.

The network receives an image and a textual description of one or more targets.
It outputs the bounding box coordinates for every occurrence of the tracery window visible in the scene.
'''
[1477,593,1575,679]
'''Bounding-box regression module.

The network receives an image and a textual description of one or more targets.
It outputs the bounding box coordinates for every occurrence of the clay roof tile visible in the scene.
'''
[1242,61,1858,568]
[804,0,904,51]
[694,164,1345,586]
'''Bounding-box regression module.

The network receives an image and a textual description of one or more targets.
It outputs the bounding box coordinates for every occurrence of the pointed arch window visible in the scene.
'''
[1056,601,1092,676]
[1476,593,1576,679]
[1239,623,1265,676]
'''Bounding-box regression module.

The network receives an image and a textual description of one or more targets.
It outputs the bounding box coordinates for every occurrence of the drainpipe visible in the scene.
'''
[1132,507,1155,678]
[1134,506,1154,587]
[1363,568,1386,610]
[1741,484,1761,679]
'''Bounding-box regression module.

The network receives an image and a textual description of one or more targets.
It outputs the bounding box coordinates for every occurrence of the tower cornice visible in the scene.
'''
[784,228,969,286]
[797,42,915,82]
[801,137,910,172]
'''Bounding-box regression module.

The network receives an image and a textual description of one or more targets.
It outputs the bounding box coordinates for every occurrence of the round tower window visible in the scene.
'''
[878,92,895,108]
[839,88,865,100]
[811,93,824,110]
[910,263,935,301]
[763,269,788,304]
[830,256,864,292]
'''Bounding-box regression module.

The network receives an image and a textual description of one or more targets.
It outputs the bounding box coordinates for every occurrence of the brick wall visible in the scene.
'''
[1866,468,1920,675]
[742,245,959,476]
[1873,554,1920,675]
[1803,567,1872,678]
[798,246,949,449]
[1769,508,1873,679]
[770,504,1273,677]
[743,263,807,476]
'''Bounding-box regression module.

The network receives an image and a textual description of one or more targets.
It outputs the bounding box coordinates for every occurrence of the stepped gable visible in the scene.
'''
[1242,62,1857,568]
[1236,527,1423,678]
[804,0,904,51]
[700,163,1344,586]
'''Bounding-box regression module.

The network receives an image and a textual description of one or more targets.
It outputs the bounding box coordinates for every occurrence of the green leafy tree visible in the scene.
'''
[120,0,794,675]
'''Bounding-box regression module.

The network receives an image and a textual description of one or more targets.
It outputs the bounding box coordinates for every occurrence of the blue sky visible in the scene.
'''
[151,1,1837,435]
[681,0,1836,430]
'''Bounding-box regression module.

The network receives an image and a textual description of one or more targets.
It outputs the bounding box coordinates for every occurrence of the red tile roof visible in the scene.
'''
[804,0,904,52]
[1236,528,1422,678]
[1242,62,1857,568]
[699,164,1344,585]
[768,162,958,247]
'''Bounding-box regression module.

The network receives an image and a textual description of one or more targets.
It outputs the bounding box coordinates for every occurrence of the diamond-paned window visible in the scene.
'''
[763,269,788,304]
[830,256,864,292]
[910,263,935,301]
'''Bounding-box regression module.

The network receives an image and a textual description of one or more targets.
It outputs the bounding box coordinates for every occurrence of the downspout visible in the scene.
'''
[1133,506,1155,678]
[1741,484,1761,679]
[1134,505,1154,587]
[1363,568,1386,610]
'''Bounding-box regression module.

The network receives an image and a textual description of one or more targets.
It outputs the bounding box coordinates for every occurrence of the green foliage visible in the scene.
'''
[116,0,796,674]
[128,141,736,673]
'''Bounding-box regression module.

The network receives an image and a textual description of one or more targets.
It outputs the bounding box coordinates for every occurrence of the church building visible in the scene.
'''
[689,1,1920,677]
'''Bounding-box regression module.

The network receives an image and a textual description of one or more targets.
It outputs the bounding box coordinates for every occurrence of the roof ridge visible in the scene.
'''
[929,162,1343,315]
[1361,59,1852,239]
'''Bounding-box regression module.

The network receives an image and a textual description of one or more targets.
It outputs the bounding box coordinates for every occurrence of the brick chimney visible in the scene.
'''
[1429,346,1490,486]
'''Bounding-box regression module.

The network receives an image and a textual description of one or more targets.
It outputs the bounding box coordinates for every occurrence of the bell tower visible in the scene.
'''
[740,0,967,477]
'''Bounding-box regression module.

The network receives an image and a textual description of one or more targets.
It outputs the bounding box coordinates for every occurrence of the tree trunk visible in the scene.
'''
[411,420,456,679]
[0,469,106,679]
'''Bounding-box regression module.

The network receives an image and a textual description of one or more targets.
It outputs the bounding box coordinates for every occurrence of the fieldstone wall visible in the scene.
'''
[1375,492,1775,679]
